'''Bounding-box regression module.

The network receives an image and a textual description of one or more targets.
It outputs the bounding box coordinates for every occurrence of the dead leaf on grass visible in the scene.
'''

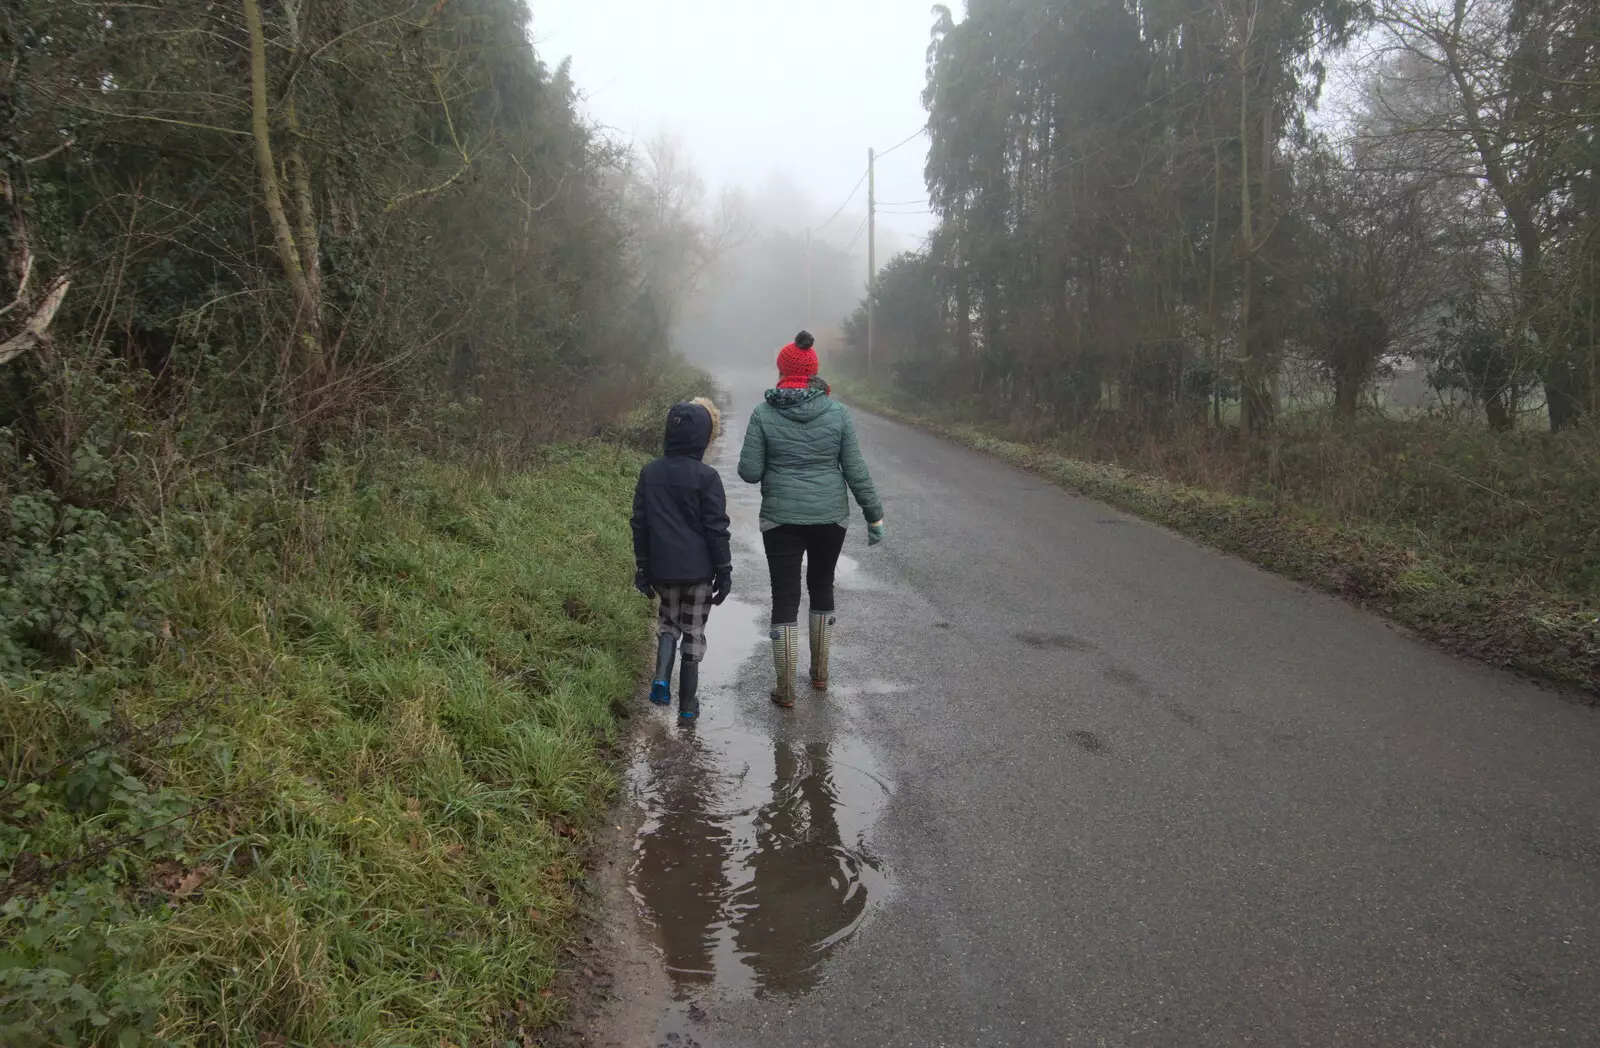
[149,861,184,894]
[152,861,215,900]
[173,865,216,898]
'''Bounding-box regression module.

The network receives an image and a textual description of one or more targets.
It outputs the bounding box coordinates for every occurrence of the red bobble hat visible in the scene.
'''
[776,331,819,390]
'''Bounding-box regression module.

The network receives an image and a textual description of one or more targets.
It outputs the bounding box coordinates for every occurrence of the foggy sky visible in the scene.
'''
[531,0,937,248]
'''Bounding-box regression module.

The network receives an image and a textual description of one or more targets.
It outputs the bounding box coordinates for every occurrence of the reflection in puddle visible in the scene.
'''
[625,391,894,1004]
[732,740,887,988]
[627,724,890,998]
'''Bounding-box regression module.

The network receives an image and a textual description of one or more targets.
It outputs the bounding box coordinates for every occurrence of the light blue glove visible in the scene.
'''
[867,520,886,547]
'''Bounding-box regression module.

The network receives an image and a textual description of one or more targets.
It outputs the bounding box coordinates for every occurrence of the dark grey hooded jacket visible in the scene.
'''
[631,398,732,584]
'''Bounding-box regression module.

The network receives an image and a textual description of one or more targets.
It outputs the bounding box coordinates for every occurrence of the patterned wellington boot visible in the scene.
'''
[649,632,676,706]
[809,611,835,690]
[678,657,700,721]
[769,623,799,708]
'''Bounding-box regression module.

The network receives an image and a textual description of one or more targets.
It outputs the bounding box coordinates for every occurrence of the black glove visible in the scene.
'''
[711,569,732,606]
[634,566,656,599]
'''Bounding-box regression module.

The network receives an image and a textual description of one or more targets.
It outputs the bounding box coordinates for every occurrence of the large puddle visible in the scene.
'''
[627,711,891,997]
[623,393,894,1010]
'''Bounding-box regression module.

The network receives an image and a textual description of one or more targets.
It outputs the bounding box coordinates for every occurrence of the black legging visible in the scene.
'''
[763,523,847,625]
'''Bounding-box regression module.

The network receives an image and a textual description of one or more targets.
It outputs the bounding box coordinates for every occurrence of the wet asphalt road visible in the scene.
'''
[618,373,1600,1047]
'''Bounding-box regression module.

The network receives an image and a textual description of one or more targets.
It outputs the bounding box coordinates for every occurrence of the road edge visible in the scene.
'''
[541,686,673,1048]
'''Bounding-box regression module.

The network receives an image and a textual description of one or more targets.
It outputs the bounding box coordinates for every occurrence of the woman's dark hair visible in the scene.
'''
[795,330,815,350]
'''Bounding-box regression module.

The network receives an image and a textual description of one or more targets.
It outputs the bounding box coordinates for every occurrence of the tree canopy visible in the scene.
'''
[0,0,722,474]
[847,0,1599,433]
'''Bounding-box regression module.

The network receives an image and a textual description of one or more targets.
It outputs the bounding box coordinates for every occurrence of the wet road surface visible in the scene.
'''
[614,374,1600,1047]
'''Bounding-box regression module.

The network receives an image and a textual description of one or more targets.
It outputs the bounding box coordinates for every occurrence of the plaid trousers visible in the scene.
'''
[657,582,714,663]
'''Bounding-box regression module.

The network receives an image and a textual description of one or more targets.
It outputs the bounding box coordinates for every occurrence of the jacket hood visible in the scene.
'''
[765,386,832,422]
[663,396,721,459]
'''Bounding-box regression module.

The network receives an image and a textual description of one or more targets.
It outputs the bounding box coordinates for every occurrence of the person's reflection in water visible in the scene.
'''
[631,727,732,989]
[731,741,871,995]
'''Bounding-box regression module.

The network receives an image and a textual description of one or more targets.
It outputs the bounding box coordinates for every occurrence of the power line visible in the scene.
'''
[812,168,869,234]
[877,125,927,159]
[808,127,926,237]
[844,215,870,253]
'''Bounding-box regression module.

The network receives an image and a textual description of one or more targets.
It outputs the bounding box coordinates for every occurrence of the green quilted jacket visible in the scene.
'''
[737,388,884,527]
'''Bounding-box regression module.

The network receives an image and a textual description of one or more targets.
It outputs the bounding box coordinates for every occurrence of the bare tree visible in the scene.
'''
[1366,0,1599,429]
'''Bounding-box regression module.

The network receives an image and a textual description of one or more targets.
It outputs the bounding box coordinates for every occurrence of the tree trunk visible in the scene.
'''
[244,0,322,376]
[1236,36,1275,434]
[0,4,69,370]
[1246,68,1279,432]
[981,275,1002,396]
[1334,370,1360,420]
[284,99,322,315]
[1237,47,1254,429]
[1484,392,1513,432]
[1544,355,1591,432]
[1207,140,1223,430]
[955,213,973,392]
[1438,3,1574,431]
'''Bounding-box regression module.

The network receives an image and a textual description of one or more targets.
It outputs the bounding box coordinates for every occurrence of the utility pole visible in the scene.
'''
[867,146,876,380]
[805,228,812,330]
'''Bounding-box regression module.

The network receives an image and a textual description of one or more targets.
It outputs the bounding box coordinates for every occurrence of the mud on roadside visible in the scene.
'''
[541,791,676,1048]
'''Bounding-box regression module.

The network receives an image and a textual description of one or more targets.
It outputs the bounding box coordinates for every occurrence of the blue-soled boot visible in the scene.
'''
[678,658,700,720]
[650,632,676,706]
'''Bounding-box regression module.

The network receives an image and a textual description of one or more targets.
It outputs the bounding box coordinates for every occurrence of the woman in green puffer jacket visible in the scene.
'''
[738,332,886,707]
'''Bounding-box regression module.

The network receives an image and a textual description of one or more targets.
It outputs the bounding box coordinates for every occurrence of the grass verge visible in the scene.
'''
[844,386,1599,697]
[2,442,652,1045]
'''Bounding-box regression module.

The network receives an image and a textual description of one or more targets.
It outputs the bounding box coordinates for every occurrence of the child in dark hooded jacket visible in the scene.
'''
[630,397,732,720]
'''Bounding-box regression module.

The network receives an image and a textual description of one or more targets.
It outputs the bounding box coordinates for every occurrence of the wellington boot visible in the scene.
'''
[649,632,676,706]
[809,611,835,690]
[678,658,700,720]
[769,623,799,708]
